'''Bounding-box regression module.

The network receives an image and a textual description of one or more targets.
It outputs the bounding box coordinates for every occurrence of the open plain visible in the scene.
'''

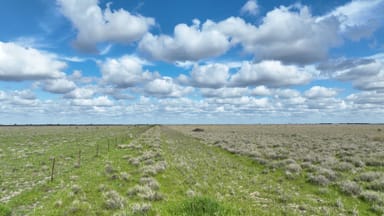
[1,124,384,215]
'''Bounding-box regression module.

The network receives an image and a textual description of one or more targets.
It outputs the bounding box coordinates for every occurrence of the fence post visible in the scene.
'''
[50,157,55,182]
[78,149,81,167]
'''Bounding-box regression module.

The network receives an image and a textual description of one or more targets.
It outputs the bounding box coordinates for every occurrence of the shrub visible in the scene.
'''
[286,163,302,174]
[359,190,382,204]
[339,180,361,196]
[140,177,160,190]
[105,163,116,174]
[317,167,337,181]
[307,174,330,186]
[104,190,125,210]
[356,171,382,182]
[333,162,354,172]
[192,128,204,132]
[367,179,384,192]
[131,203,151,214]
[128,185,162,200]
[120,172,130,182]
[71,184,82,194]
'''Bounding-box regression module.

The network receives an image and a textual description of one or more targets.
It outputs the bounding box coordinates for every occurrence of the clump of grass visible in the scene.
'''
[131,202,151,214]
[120,172,130,182]
[104,163,116,174]
[141,161,167,176]
[335,198,343,209]
[140,177,160,190]
[186,189,196,197]
[54,199,63,208]
[339,180,361,196]
[138,188,163,201]
[98,184,106,192]
[103,190,125,210]
[127,185,163,201]
[169,196,235,216]
[0,204,11,216]
[127,185,149,196]
[128,158,140,166]
[66,199,90,214]
[71,184,82,194]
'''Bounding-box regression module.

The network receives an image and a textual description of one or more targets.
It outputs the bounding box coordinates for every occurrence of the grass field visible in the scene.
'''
[1,125,384,215]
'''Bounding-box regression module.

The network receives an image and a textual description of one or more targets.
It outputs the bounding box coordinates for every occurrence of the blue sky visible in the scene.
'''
[0,0,384,124]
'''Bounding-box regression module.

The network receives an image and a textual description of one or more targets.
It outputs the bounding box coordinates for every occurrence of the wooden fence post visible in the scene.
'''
[78,149,81,167]
[50,157,55,182]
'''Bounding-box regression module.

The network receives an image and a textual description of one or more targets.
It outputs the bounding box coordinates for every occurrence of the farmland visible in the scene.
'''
[1,125,384,215]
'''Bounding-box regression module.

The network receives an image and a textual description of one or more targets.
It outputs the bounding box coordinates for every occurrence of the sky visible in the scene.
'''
[0,0,384,124]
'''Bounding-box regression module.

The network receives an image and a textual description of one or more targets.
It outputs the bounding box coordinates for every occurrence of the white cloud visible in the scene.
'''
[273,88,301,99]
[201,87,248,98]
[66,86,95,99]
[0,90,6,100]
[4,90,39,106]
[100,55,158,88]
[72,96,114,107]
[304,86,338,99]
[207,96,270,107]
[230,60,311,87]
[0,42,66,81]
[57,0,154,52]
[214,6,341,64]
[347,91,384,106]
[318,57,384,91]
[42,78,77,94]
[251,86,271,96]
[145,77,193,97]
[241,0,259,16]
[188,63,230,88]
[139,19,230,62]
[326,0,384,40]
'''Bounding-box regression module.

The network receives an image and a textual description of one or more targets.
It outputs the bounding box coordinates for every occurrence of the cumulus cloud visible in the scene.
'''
[144,77,193,97]
[201,87,248,98]
[57,0,155,52]
[230,60,311,87]
[42,78,76,94]
[187,63,230,88]
[139,19,230,62]
[0,42,66,81]
[318,58,384,91]
[72,96,114,107]
[65,86,95,99]
[326,0,384,40]
[241,0,259,16]
[100,55,158,88]
[4,90,39,106]
[304,86,338,99]
[214,6,341,64]
[250,86,271,96]
[207,96,270,108]
[347,91,384,105]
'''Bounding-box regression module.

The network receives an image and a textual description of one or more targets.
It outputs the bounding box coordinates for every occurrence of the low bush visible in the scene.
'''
[339,181,361,196]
